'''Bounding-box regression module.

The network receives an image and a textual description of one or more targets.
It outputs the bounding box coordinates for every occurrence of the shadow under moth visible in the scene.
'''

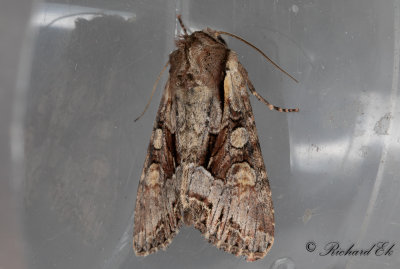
[133,17,299,262]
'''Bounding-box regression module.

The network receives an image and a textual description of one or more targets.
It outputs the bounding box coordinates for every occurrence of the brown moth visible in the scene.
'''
[133,17,298,262]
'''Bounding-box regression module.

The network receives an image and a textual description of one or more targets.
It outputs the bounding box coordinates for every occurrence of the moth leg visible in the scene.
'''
[238,63,299,113]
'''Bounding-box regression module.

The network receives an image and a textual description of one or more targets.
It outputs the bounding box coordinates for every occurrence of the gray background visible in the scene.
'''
[2,0,400,268]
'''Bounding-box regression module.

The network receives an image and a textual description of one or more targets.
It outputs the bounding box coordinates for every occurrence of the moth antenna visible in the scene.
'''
[239,64,299,112]
[216,31,298,83]
[134,61,169,122]
[177,15,188,36]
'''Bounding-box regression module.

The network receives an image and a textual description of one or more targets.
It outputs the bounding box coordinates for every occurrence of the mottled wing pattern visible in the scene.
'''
[185,52,274,261]
[133,80,182,255]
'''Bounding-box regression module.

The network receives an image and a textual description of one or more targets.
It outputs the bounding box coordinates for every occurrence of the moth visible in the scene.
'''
[133,17,298,262]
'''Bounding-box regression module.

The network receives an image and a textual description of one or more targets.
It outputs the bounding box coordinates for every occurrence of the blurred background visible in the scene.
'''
[1,0,400,268]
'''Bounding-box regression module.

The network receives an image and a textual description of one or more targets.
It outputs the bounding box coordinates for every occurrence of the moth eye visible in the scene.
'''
[187,73,194,80]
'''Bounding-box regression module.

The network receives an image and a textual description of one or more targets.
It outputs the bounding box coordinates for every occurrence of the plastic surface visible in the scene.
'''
[23,1,400,268]
[0,1,34,268]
